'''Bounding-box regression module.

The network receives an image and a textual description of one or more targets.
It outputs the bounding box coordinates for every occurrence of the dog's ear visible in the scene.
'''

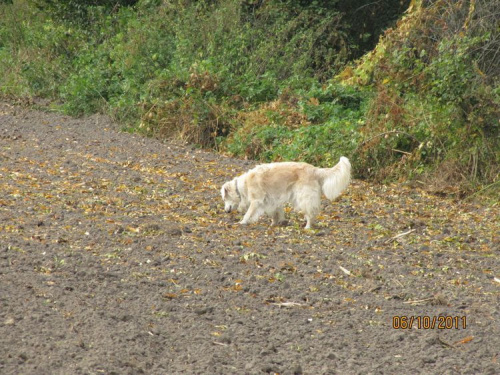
[223,186,229,198]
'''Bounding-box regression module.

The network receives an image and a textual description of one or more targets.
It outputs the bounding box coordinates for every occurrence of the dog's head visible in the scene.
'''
[221,179,241,213]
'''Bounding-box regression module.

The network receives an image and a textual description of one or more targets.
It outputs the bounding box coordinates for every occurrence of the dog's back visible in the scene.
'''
[245,162,316,194]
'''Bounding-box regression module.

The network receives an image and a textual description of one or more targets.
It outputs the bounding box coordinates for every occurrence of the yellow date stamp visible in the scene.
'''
[392,316,466,329]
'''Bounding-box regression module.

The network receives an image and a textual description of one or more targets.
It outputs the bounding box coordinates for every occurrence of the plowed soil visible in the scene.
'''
[1,102,499,374]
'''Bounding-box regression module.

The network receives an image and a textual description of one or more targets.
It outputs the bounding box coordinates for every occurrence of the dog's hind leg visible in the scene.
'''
[304,214,316,229]
[240,202,264,225]
[271,206,286,226]
[296,186,320,229]
[303,204,320,229]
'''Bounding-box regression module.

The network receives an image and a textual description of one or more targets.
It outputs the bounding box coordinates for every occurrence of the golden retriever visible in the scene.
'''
[221,157,351,228]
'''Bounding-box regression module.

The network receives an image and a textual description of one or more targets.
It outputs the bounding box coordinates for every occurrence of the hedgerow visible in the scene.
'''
[1,0,497,196]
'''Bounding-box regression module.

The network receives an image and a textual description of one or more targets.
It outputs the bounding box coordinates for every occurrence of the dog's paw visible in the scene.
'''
[272,220,289,227]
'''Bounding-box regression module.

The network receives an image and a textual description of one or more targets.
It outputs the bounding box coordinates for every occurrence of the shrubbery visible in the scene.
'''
[0,0,498,196]
[347,0,499,194]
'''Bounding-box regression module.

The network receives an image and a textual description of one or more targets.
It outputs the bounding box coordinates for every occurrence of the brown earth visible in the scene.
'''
[0,102,499,375]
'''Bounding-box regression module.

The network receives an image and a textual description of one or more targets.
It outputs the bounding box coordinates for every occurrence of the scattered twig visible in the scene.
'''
[338,265,352,276]
[212,341,229,347]
[385,229,416,244]
[455,336,474,345]
[270,302,304,307]
[403,297,435,305]
[353,0,383,14]
[393,278,405,288]
[438,336,455,348]
[493,277,500,284]
[391,148,412,155]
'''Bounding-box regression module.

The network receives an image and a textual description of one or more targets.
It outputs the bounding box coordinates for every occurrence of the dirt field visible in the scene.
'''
[1,102,499,374]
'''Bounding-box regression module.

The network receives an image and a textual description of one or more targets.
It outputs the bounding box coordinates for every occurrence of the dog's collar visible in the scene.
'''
[234,178,241,199]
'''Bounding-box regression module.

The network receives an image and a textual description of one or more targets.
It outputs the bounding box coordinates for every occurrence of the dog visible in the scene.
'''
[221,157,351,228]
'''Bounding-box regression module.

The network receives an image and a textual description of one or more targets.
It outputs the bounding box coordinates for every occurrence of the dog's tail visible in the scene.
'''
[316,156,351,201]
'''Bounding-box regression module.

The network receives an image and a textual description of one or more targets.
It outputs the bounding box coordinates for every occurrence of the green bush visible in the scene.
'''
[223,83,367,165]
[351,0,500,191]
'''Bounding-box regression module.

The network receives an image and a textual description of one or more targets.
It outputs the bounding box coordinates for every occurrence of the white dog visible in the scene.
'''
[221,157,351,228]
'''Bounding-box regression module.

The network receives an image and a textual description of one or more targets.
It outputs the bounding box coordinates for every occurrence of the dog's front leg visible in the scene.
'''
[304,219,313,229]
[240,202,261,224]
[237,201,249,213]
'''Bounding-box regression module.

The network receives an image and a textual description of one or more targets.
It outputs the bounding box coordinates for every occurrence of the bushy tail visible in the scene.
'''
[317,156,351,201]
